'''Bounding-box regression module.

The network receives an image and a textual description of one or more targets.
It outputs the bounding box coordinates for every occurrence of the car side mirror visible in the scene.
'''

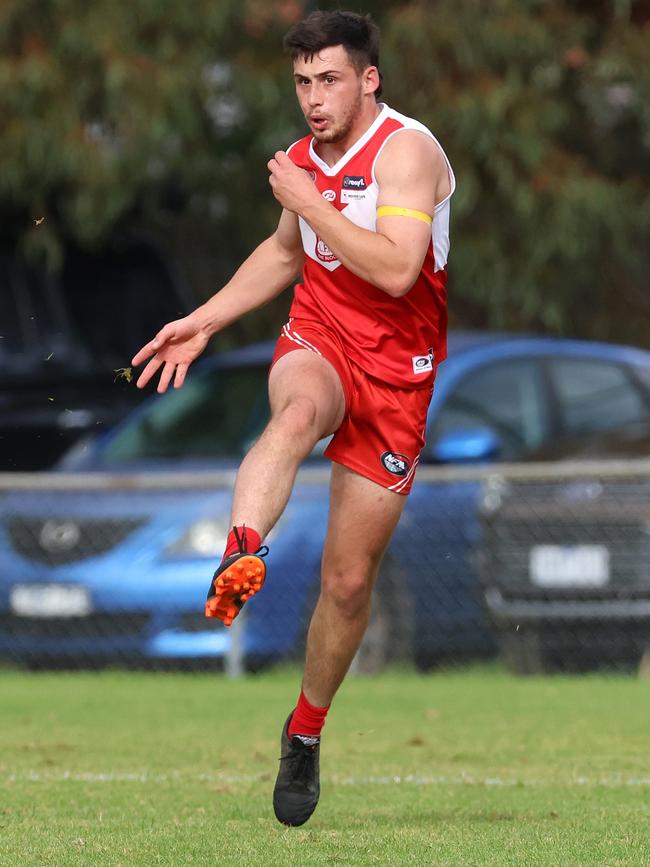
[431,428,502,464]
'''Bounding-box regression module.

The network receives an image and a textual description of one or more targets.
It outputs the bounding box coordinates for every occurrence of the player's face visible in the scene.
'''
[293,45,374,144]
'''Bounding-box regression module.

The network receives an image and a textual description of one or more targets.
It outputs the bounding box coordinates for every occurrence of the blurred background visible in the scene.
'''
[1,0,649,677]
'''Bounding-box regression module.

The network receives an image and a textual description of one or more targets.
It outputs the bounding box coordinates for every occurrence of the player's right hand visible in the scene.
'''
[131,314,210,393]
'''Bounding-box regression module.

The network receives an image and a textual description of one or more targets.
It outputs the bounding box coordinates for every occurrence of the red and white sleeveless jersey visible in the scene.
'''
[286,103,455,390]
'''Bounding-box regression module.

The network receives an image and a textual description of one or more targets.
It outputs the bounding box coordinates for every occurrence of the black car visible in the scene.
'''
[477,422,650,673]
[0,235,193,470]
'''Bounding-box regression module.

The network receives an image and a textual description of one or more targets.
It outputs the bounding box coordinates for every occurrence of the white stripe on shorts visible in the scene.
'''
[282,323,323,356]
[388,455,420,493]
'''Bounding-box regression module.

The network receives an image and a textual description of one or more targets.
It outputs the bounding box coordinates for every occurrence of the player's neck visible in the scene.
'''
[315,101,383,167]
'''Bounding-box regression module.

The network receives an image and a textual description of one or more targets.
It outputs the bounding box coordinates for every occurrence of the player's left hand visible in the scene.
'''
[268,151,320,215]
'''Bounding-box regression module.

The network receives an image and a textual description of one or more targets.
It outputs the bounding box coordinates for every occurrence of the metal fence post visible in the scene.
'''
[225,608,246,678]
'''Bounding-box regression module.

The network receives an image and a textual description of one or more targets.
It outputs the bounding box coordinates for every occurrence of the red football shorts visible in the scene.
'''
[270,318,434,495]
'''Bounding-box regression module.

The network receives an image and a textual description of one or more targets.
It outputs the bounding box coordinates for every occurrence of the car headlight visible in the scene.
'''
[165,518,231,558]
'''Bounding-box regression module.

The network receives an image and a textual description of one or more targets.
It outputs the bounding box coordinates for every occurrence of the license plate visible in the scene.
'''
[529,545,610,588]
[9,584,92,618]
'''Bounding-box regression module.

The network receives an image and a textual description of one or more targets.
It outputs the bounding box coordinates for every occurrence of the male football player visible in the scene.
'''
[132,9,454,826]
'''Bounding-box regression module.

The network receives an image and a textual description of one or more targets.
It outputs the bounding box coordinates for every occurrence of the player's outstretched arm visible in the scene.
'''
[131,209,303,392]
[268,131,450,297]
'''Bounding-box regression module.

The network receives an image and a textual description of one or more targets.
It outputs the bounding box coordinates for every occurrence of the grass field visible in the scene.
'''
[1,665,649,866]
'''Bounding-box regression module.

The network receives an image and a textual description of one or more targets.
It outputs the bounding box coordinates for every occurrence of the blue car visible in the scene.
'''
[1,333,650,670]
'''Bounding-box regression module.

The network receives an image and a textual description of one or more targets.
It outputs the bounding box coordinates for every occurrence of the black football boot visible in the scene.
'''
[273,713,321,826]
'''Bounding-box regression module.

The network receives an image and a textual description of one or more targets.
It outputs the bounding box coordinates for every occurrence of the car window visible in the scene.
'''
[549,358,649,435]
[432,359,546,459]
[631,364,650,397]
[100,363,330,465]
[101,365,272,462]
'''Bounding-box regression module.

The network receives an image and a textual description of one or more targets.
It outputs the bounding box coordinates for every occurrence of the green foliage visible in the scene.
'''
[1,0,649,344]
[0,0,295,266]
[382,0,650,343]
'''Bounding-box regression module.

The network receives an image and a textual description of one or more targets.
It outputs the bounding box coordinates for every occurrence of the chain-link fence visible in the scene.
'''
[1,460,649,675]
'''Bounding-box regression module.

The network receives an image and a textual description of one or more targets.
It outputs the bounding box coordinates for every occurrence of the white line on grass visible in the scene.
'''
[4,771,650,787]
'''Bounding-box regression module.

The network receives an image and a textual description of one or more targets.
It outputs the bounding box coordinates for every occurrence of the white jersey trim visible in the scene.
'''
[307,104,390,177]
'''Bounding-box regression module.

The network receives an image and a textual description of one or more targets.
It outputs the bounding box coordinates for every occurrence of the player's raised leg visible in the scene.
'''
[205,349,345,624]
[231,348,345,536]
[273,464,406,825]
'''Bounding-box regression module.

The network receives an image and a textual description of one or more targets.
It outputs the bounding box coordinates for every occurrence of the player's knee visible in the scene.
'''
[274,396,319,442]
[321,567,373,618]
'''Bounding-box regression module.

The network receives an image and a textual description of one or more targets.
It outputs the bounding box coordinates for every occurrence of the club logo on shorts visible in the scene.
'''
[315,238,337,262]
[381,451,410,477]
[412,352,434,375]
[322,189,336,202]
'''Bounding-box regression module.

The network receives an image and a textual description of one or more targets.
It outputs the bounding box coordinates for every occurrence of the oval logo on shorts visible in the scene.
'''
[380,452,410,476]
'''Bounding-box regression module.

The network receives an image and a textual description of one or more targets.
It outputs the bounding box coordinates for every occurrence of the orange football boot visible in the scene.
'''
[205,529,268,626]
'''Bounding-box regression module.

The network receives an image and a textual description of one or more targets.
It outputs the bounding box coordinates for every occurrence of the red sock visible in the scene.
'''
[222,525,261,560]
[288,688,330,739]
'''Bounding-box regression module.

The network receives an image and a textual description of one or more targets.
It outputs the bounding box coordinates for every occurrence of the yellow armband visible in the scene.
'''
[376,206,433,225]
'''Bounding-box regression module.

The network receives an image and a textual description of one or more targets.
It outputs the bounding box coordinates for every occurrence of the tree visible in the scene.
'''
[1,0,649,347]
[0,0,307,344]
[382,0,650,345]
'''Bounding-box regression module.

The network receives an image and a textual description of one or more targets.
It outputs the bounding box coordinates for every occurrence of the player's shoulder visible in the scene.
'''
[375,125,446,179]
[380,107,440,158]
[382,105,436,139]
[376,106,452,176]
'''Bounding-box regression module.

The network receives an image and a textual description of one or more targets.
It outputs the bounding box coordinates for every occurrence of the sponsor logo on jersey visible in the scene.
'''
[341,190,367,204]
[343,175,367,190]
[315,238,337,263]
[322,189,336,202]
[380,451,410,476]
[412,351,434,375]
